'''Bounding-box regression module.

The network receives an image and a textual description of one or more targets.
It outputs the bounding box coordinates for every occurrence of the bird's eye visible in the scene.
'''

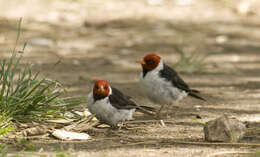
[146,59,154,65]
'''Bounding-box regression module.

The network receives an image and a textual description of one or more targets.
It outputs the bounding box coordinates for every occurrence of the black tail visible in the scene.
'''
[190,89,200,93]
[138,105,156,112]
[136,105,156,116]
[188,91,206,101]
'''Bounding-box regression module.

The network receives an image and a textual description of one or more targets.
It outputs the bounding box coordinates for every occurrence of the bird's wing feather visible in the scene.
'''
[159,64,191,92]
[108,87,138,110]
[159,64,206,101]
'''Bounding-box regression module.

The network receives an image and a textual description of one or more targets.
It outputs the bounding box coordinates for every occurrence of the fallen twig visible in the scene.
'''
[125,119,176,125]
[64,114,96,132]
[206,151,254,157]
[107,138,260,148]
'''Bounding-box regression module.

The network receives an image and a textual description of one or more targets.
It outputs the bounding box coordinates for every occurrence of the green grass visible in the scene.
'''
[193,120,206,126]
[0,144,8,157]
[15,138,37,151]
[172,45,209,73]
[56,152,74,157]
[0,18,84,134]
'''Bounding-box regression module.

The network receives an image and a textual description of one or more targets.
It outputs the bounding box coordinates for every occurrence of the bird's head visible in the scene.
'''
[137,53,161,72]
[93,80,110,100]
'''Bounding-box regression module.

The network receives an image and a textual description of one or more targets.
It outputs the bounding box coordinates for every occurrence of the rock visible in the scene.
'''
[204,115,246,142]
[216,35,228,44]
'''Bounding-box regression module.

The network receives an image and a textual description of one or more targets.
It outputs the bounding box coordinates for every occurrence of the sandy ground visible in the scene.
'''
[1,0,260,156]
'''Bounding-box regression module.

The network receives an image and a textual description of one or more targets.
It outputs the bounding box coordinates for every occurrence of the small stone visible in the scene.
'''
[216,35,228,44]
[237,0,251,15]
[28,38,54,48]
[195,105,201,111]
[204,115,246,142]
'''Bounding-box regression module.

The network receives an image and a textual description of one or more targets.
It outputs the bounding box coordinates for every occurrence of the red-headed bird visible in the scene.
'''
[137,53,205,118]
[87,80,155,128]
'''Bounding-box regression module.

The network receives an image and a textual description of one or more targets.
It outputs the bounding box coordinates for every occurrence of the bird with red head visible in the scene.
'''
[137,53,205,118]
[87,79,155,128]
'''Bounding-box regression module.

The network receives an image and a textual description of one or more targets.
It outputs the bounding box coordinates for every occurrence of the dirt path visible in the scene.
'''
[1,0,260,156]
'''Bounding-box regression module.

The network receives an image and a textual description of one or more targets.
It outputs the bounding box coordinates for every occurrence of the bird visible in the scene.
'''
[87,79,155,128]
[137,53,205,118]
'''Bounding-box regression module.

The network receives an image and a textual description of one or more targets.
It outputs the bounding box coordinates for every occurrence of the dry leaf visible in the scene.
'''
[22,126,48,136]
[47,119,74,124]
[64,114,96,132]
[52,129,90,140]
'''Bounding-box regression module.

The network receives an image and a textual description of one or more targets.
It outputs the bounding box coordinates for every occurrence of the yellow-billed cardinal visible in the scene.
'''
[87,80,155,128]
[137,53,205,118]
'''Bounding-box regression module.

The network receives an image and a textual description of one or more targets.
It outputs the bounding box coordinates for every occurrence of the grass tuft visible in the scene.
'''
[0,144,8,157]
[172,45,209,73]
[0,18,84,133]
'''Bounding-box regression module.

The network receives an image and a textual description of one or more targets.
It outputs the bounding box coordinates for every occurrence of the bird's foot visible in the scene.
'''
[111,125,120,130]
[117,122,139,130]
[117,122,128,130]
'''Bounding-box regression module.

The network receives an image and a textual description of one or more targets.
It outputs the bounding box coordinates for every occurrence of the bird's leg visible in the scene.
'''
[165,104,171,118]
[156,104,166,119]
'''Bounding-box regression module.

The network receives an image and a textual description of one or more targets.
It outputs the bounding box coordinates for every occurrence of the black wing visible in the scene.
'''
[160,63,190,92]
[108,87,138,110]
[159,64,206,101]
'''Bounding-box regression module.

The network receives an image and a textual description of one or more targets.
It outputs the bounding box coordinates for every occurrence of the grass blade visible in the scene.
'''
[22,79,45,99]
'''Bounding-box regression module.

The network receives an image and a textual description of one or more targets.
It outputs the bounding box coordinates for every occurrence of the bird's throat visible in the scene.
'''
[93,94,107,101]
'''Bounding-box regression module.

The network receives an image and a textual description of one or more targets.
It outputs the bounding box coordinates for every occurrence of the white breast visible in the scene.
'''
[86,90,135,127]
[139,61,187,105]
